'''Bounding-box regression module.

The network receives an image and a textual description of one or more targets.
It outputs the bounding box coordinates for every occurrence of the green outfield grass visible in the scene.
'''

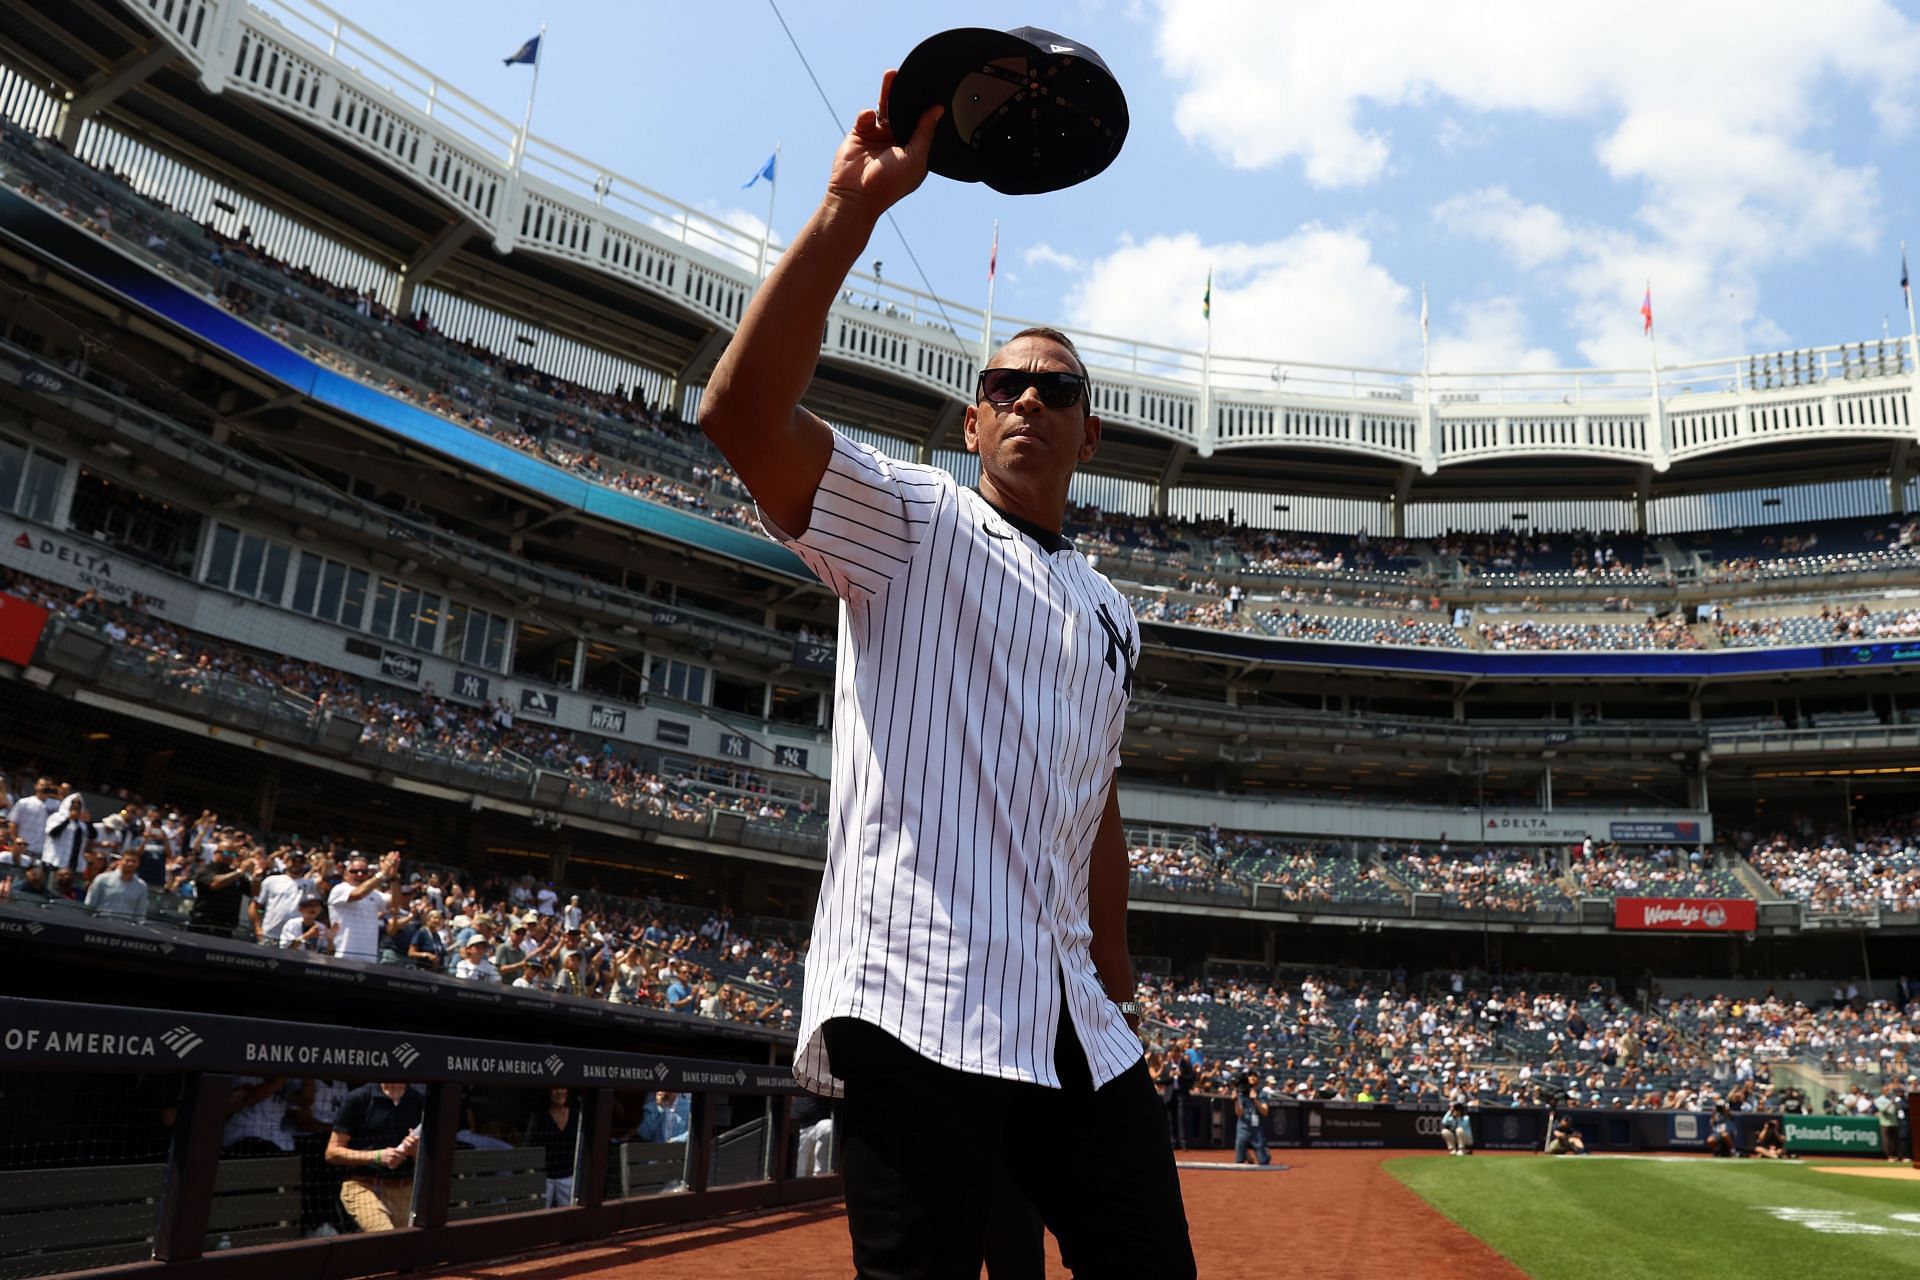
[1386,1155,1920,1280]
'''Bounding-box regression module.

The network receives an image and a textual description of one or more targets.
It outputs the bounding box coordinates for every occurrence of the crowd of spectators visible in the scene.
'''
[1379,844,1574,913]
[1701,517,1920,583]
[1258,609,1467,648]
[1743,818,1920,914]
[1476,614,1702,651]
[0,764,801,1028]
[1437,529,1658,585]
[5,571,821,837]
[1717,604,1920,648]
[1564,848,1748,900]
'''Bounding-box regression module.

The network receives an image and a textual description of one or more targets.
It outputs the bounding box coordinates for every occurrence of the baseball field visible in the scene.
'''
[415,1148,1920,1279]
[1389,1154,1920,1280]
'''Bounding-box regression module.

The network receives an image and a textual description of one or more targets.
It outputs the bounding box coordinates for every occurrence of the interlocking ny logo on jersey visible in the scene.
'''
[1094,603,1135,698]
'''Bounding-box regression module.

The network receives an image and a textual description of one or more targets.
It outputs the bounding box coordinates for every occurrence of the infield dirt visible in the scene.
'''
[421,1148,1521,1280]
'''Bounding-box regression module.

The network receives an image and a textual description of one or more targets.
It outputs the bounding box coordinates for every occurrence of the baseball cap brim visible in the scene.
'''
[888,26,1129,196]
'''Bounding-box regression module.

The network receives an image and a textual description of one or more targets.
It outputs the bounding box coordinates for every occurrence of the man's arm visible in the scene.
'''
[699,72,940,536]
[1088,777,1137,1032]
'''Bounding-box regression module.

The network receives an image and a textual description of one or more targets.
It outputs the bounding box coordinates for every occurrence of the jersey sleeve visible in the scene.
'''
[756,431,936,603]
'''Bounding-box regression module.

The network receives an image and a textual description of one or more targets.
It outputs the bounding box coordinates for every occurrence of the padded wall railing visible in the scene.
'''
[0,995,834,1280]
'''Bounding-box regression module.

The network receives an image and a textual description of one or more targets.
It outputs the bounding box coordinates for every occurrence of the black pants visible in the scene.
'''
[824,1016,1195,1280]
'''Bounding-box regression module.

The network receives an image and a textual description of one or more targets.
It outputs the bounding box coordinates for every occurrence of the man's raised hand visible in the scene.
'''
[826,70,943,218]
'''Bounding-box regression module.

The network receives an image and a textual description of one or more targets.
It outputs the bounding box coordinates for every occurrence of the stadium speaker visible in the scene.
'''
[531,769,571,809]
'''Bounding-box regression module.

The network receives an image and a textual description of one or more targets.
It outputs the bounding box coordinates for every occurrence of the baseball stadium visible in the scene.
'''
[0,2,1916,1277]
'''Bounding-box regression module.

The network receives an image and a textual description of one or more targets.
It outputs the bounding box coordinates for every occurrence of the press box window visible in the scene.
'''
[290,551,371,628]
[647,657,707,705]
[0,435,67,524]
[201,522,291,604]
[443,603,509,671]
[371,578,443,650]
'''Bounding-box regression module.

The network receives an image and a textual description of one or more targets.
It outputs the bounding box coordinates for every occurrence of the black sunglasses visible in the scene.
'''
[976,367,1088,410]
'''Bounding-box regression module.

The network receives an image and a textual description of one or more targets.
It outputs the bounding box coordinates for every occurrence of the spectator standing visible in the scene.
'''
[6,777,56,860]
[189,844,259,938]
[524,1087,580,1208]
[42,792,91,873]
[329,851,399,962]
[326,1081,422,1232]
[494,919,533,985]
[253,849,314,943]
[83,849,150,920]
[1877,1084,1902,1162]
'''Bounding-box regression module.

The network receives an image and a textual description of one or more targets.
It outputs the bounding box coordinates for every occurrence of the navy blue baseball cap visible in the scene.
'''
[886,26,1129,196]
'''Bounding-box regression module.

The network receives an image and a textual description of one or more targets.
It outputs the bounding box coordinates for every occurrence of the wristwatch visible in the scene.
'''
[1116,1000,1140,1016]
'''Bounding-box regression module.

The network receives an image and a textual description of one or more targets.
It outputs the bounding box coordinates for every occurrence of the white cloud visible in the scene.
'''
[1154,0,1920,361]
[1055,226,1567,376]
[1427,297,1559,376]
[1023,242,1085,272]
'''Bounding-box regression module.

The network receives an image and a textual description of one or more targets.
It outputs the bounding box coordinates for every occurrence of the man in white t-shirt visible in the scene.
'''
[561,895,584,932]
[254,849,317,943]
[535,884,558,916]
[5,777,57,860]
[328,851,399,962]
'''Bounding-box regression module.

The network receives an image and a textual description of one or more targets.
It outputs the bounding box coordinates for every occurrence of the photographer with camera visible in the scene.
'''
[1233,1071,1272,1166]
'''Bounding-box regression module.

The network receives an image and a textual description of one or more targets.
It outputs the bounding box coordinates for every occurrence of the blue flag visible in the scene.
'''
[742,152,777,189]
[503,35,540,67]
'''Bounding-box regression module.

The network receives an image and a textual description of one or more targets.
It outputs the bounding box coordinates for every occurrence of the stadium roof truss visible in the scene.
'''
[6,0,1919,508]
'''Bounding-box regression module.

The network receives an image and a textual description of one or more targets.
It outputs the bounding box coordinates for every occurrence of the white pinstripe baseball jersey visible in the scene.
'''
[763,431,1143,1097]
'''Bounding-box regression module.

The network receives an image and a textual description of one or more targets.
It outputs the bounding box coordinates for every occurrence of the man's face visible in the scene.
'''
[117,852,139,878]
[963,336,1100,493]
[345,859,371,882]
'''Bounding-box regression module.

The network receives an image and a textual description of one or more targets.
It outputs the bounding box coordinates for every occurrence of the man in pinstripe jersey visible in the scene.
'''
[700,70,1194,1280]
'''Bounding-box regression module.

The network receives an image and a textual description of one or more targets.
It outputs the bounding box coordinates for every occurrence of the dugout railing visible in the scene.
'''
[0,996,836,1280]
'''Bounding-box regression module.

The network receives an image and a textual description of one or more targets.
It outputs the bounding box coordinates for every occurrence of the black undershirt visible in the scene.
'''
[977,489,1072,554]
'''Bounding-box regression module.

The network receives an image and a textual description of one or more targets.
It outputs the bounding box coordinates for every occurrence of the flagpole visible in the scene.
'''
[980,219,999,374]
[1200,265,1214,457]
[1903,240,1919,378]
[512,22,548,175]
[1419,282,1434,478]
[755,142,780,283]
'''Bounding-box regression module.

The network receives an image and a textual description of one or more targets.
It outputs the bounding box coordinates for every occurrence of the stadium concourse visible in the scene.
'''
[7,3,1920,1279]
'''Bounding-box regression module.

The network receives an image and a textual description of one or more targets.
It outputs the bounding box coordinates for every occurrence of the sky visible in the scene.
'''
[299,0,1920,377]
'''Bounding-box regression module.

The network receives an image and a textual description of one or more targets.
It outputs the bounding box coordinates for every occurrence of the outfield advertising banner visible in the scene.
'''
[1614,897,1757,932]
[1783,1115,1882,1155]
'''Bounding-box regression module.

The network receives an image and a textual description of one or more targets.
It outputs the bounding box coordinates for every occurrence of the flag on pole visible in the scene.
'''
[503,35,540,67]
[742,152,777,189]
[988,224,998,282]
[1640,284,1654,335]
[1903,243,1911,304]
[1420,284,1429,339]
[1203,268,1212,321]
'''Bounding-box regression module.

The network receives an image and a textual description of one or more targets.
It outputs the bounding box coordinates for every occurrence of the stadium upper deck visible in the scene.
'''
[3,0,1915,510]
